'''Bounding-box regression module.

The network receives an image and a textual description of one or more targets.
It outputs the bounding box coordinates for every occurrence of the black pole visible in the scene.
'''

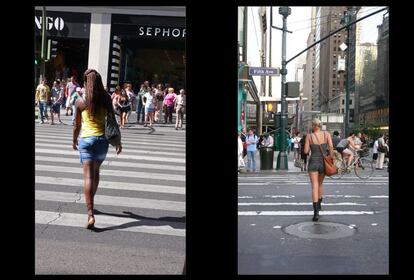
[276,7,290,170]
[269,8,272,97]
[40,6,47,82]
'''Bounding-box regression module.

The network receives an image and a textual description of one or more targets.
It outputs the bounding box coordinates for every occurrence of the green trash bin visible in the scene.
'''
[260,146,274,170]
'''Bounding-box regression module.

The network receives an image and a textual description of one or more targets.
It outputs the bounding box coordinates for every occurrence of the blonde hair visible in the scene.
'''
[168,87,174,93]
[312,118,322,128]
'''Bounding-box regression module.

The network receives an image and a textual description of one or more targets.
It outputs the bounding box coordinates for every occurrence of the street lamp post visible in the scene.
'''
[40,6,47,82]
[276,6,291,170]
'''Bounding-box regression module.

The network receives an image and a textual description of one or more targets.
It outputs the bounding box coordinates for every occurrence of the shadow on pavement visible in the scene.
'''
[90,209,185,232]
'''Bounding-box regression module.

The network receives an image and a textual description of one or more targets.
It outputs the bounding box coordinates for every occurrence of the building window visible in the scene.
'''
[334,40,336,43]
[333,47,336,51]
[350,99,352,105]
[342,108,344,113]
[337,81,340,85]
[333,74,336,78]
[333,81,336,86]
[333,61,336,65]
[344,80,346,86]
[342,99,344,105]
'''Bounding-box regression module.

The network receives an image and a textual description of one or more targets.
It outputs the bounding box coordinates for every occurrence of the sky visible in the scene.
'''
[247,6,388,99]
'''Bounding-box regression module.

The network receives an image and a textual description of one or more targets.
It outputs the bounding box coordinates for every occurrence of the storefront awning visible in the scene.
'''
[239,78,259,103]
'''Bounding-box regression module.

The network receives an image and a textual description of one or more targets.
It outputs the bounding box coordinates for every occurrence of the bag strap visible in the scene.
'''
[314,132,327,157]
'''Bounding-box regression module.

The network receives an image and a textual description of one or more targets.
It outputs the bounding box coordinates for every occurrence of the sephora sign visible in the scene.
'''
[138,26,186,38]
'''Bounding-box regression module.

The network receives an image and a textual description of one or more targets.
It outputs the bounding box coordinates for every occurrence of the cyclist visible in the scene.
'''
[335,132,358,168]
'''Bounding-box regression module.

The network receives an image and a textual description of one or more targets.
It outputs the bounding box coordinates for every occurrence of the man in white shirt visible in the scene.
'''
[175,89,186,130]
[293,132,301,161]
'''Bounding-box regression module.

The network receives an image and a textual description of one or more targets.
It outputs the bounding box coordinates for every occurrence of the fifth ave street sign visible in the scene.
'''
[249,67,280,76]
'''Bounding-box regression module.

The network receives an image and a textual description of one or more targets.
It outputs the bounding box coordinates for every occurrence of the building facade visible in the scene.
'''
[35,6,185,92]
[238,7,268,134]
[359,14,388,128]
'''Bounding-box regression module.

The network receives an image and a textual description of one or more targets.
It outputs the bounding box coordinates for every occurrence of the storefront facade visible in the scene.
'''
[34,6,185,90]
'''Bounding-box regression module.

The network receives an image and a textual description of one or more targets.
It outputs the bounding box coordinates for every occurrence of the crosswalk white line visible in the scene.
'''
[36,133,185,146]
[36,138,186,152]
[239,194,387,199]
[35,148,185,163]
[35,210,185,237]
[238,202,366,206]
[36,176,185,195]
[36,164,185,182]
[35,156,185,171]
[35,142,185,157]
[35,190,185,212]
[238,210,375,216]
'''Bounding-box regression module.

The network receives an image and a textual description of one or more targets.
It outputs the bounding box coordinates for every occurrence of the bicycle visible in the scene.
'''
[330,148,374,180]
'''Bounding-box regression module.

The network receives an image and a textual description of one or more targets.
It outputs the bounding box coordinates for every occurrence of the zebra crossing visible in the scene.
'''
[35,119,185,274]
[238,173,389,218]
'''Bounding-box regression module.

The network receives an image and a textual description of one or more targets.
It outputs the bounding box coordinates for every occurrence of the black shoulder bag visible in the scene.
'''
[105,107,121,147]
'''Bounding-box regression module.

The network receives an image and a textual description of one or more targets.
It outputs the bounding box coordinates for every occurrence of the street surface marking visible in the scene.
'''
[238,211,375,216]
[36,142,185,157]
[238,202,366,206]
[35,148,185,163]
[36,176,185,195]
[35,210,185,237]
[36,164,185,182]
[35,156,185,171]
[36,190,185,212]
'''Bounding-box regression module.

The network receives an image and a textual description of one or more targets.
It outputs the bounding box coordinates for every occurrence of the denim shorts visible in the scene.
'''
[145,107,155,113]
[308,156,324,174]
[78,136,109,164]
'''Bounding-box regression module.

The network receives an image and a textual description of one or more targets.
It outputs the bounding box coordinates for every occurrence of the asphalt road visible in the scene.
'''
[35,111,185,274]
[238,167,389,274]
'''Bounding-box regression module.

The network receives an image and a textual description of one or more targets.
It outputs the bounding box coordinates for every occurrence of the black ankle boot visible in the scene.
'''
[312,202,319,222]
[318,197,323,211]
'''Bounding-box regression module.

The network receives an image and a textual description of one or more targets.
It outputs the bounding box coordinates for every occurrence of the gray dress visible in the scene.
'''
[308,133,329,174]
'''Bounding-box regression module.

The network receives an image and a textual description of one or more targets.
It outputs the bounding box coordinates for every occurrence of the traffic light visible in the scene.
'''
[46,39,58,61]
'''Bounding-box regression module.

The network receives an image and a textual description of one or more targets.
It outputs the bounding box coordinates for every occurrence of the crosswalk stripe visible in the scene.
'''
[35,210,185,237]
[36,176,185,195]
[238,202,366,206]
[36,190,185,212]
[36,123,186,237]
[35,156,185,171]
[36,138,185,152]
[35,148,185,163]
[35,142,185,157]
[238,211,375,216]
[36,133,185,146]
[36,164,185,182]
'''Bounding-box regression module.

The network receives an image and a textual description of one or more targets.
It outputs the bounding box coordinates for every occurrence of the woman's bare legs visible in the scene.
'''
[82,161,95,228]
[309,171,320,221]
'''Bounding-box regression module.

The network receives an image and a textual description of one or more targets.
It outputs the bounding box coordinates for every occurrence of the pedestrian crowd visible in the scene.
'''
[35,78,186,130]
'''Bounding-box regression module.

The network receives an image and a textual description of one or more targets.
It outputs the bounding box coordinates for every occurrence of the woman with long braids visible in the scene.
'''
[72,69,122,229]
[303,118,334,222]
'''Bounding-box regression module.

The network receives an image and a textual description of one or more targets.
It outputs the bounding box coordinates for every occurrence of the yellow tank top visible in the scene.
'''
[80,107,107,138]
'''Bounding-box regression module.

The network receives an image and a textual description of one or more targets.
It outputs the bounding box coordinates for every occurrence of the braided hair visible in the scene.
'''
[83,69,112,119]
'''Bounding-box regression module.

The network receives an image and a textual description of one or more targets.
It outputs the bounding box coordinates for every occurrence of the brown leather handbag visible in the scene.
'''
[316,133,338,176]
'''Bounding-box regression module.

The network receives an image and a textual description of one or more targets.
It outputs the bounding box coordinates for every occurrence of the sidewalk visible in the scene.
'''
[239,150,303,175]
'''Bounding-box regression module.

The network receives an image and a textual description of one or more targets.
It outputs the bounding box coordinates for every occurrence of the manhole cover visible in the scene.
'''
[283,222,356,239]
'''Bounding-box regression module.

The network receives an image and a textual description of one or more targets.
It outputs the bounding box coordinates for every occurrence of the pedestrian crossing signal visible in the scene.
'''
[266,102,276,113]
